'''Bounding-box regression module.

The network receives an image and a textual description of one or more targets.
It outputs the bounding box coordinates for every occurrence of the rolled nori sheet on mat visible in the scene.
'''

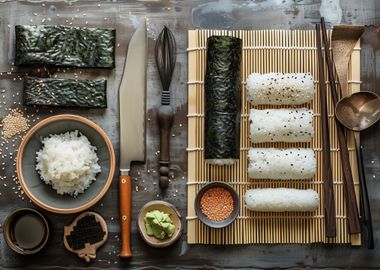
[204,36,242,165]
[15,25,115,68]
[24,77,107,108]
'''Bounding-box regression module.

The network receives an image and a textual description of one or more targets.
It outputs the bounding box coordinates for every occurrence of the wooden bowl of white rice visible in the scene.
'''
[16,114,115,214]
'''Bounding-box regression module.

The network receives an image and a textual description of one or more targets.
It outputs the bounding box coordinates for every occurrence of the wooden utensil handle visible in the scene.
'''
[316,24,336,238]
[119,175,132,258]
[336,123,361,234]
[320,17,360,234]
[157,105,174,189]
[158,105,174,161]
[354,132,374,249]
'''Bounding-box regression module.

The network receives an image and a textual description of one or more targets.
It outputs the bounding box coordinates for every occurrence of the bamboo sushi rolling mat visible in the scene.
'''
[187,29,361,245]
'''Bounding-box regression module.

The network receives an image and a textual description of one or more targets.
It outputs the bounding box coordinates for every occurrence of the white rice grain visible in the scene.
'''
[36,130,101,196]
[250,108,314,143]
[248,148,316,180]
[245,188,319,212]
[246,72,314,105]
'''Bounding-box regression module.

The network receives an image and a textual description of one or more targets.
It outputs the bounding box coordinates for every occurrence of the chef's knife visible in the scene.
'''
[118,20,147,259]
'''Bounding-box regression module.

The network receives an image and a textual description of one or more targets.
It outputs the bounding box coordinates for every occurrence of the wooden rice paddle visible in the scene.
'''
[331,24,364,97]
[155,26,177,189]
[315,24,336,238]
[320,17,361,234]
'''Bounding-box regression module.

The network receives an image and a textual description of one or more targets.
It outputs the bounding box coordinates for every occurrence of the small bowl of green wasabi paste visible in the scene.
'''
[137,200,182,248]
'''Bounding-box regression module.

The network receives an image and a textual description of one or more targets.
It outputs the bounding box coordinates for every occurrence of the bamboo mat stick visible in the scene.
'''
[316,24,336,238]
[320,17,360,234]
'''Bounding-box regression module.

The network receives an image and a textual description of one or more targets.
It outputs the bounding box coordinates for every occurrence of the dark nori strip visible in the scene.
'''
[204,36,242,161]
[204,111,240,160]
[15,25,115,68]
[24,77,107,108]
[65,215,105,251]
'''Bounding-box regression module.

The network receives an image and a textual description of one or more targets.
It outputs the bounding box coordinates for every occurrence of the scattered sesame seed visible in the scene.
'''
[1,109,30,139]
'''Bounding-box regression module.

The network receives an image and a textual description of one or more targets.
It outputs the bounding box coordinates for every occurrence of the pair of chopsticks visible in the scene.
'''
[315,18,361,237]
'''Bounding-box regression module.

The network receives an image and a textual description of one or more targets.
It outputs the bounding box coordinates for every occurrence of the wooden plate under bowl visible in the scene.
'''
[137,201,182,248]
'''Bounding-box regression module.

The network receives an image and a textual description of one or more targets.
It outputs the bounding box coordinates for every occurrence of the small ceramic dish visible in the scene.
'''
[16,114,116,214]
[3,208,50,255]
[137,200,182,248]
[194,182,239,228]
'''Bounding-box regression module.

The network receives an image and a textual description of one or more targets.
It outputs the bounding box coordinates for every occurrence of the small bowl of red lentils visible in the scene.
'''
[194,182,239,228]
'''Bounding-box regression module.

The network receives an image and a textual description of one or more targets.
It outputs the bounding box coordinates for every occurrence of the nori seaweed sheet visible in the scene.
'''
[15,25,115,68]
[24,77,107,108]
[66,215,105,250]
[204,36,242,161]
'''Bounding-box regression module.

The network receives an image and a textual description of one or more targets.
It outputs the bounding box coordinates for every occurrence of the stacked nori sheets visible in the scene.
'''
[204,36,242,165]
[15,25,115,68]
[24,77,107,108]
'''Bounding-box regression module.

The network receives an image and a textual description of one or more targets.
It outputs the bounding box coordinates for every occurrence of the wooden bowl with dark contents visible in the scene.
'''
[3,208,50,255]
[195,182,239,228]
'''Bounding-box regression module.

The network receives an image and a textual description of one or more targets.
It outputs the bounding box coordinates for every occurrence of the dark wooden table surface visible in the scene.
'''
[0,1,379,269]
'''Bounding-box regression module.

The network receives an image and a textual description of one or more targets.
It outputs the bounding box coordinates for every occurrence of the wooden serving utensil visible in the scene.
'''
[320,17,361,235]
[155,26,177,189]
[316,23,336,238]
[331,24,364,97]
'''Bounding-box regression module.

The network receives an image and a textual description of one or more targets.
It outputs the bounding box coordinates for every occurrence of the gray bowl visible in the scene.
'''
[194,182,239,228]
[16,115,116,214]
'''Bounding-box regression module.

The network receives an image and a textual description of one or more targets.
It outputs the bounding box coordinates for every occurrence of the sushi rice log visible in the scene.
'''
[245,188,320,212]
[250,108,314,143]
[246,73,315,105]
[248,148,316,180]
[204,36,242,165]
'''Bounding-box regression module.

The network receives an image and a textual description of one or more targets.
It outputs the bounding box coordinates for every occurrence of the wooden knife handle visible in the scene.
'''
[157,105,174,189]
[119,175,132,258]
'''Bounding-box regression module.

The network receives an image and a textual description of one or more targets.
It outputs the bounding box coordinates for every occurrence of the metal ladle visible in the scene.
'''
[336,91,380,249]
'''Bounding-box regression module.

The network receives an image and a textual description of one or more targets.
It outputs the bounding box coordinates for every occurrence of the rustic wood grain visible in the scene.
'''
[0,1,379,269]
[316,23,336,238]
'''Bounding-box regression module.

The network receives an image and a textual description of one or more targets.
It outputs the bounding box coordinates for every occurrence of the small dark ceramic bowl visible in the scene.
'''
[4,208,50,255]
[194,182,239,228]
[16,114,116,214]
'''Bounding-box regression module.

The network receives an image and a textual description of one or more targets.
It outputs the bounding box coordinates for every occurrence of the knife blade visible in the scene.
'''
[118,20,147,259]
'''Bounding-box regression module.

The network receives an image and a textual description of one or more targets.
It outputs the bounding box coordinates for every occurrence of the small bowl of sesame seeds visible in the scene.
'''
[194,182,239,228]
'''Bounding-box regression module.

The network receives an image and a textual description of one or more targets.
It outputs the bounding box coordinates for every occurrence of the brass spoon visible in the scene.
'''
[336,91,380,249]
